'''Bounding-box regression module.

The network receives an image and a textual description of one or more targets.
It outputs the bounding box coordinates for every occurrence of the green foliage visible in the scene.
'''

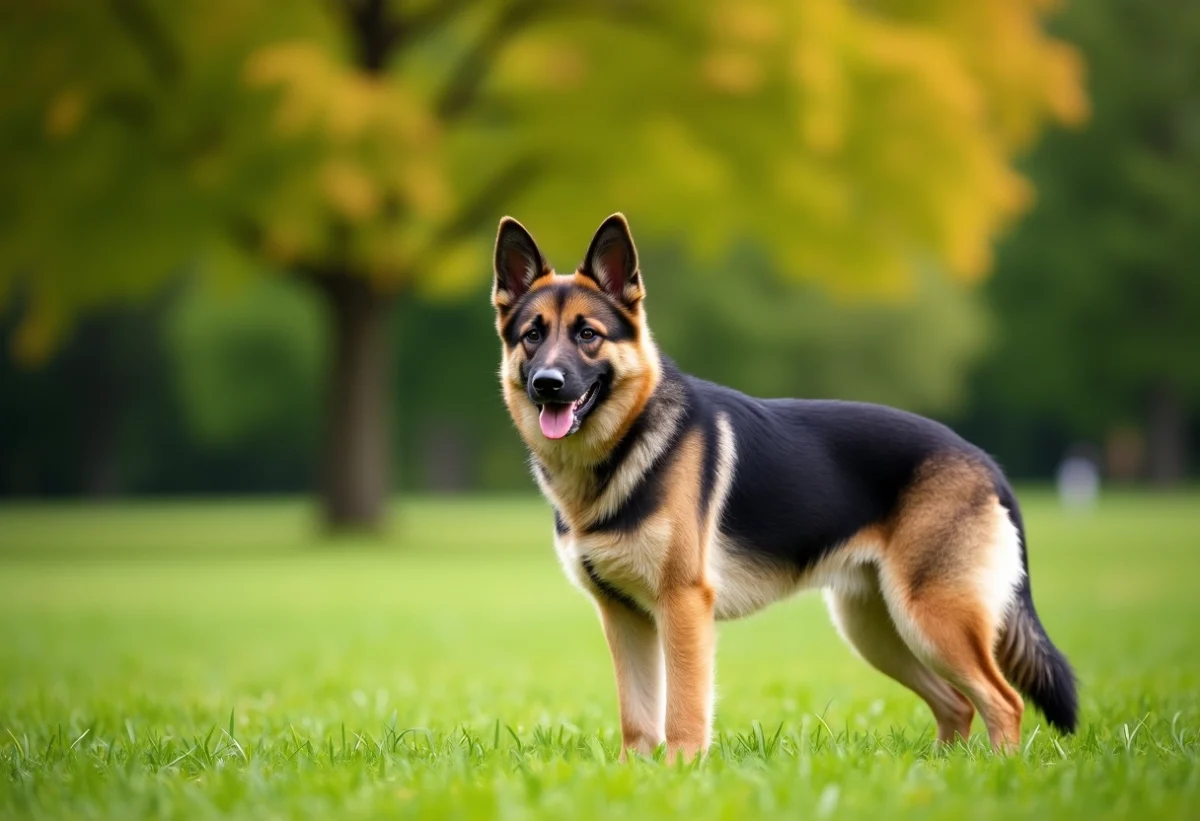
[2,493,1200,818]
[647,245,990,413]
[167,275,326,452]
[0,2,320,361]
[0,238,991,496]
[972,0,1200,435]
[500,0,1087,292]
[0,0,1084,361]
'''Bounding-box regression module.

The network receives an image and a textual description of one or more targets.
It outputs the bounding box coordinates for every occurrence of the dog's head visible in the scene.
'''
[493,214,659,459]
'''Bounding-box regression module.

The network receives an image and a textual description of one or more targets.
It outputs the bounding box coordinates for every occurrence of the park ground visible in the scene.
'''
[1,491,1198,820]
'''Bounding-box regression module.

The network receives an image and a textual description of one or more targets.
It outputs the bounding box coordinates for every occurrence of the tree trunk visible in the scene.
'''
[1145,382,1188,486]
[318,275,394,530]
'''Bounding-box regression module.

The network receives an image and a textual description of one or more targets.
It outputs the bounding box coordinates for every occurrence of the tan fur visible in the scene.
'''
[709,525,883,620]
[706,459,1027,752]
[868,458,1027,750]
[595,597,664,758]
[654,431,717,758]
[554,421,715,759]
[500,275,663,530]
[825,567,975,744]
[658,582,716,761]
[497,217,1034,760]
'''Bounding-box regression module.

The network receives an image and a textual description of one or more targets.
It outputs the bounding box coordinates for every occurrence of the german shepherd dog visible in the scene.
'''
[493,214,1077,761]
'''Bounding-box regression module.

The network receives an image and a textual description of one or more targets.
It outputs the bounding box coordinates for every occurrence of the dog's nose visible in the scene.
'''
[532,368,565,396]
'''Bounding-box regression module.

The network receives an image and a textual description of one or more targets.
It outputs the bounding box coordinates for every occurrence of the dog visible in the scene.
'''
[492,213,1077,761]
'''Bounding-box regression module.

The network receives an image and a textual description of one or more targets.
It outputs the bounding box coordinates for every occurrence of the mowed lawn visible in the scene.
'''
[1,492,1198,820]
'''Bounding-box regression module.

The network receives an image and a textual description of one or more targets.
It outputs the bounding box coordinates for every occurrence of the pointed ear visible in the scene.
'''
[493,217,550,313]
[579,213,643,307]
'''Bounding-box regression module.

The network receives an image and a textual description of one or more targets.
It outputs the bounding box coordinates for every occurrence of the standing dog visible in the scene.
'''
[492,213,1077,760]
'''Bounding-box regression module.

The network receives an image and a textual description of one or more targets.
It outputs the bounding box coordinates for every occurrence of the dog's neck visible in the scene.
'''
[530,354,689,531]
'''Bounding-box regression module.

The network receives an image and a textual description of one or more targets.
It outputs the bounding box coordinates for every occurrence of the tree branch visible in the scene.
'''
[433,1,671,123]
[342,0,401,74]
[435,1,551,122]
[397,0,475,47]
[109,0,182,86]
[435,154,542,248]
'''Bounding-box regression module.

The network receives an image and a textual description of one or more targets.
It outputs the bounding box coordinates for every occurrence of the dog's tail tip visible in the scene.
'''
[998,591,1079,735]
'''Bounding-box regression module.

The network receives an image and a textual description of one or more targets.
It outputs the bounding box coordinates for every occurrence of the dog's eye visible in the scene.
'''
[578,328,597,342]
[523,328,541,344]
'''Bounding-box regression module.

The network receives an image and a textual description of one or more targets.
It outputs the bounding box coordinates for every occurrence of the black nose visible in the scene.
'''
[532,368,565,396]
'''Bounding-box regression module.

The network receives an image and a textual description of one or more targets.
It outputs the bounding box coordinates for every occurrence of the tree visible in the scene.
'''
[644,244,991,412]
[0,0,1084,528]
[966,0,1200,483]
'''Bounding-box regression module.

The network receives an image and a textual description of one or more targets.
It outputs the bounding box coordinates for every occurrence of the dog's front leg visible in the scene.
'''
[596,597,664,759]
[659,581,716,762]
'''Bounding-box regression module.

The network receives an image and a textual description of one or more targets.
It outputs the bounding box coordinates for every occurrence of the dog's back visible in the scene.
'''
[690,369,989,570]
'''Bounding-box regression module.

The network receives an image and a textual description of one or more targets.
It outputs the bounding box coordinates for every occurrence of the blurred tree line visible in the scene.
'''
[956,0,1200,485]
[0,248,989,496]
[2,0,1194,514]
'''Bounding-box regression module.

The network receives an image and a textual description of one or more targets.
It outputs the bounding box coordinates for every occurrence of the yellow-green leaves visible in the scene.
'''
[0,0,1086,361]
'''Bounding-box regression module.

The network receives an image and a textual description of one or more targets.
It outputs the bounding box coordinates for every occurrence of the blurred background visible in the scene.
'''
[1,0,1196,532]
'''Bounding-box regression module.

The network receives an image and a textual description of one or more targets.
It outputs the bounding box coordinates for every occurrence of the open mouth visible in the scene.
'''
[537,381,600,440]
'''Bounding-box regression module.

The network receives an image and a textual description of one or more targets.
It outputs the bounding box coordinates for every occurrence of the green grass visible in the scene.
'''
[2,491,1199,820]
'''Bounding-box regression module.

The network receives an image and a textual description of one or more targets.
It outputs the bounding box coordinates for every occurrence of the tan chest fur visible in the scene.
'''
[542,412,820,622]
[553,520,673,614]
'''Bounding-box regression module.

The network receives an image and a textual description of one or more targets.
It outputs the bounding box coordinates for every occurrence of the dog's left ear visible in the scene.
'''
[493,216,551,314]
[580,213,643,308]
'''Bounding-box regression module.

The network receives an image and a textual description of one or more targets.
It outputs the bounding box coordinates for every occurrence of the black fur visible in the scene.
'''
[586,464,670,534]
[678,361,989,574]
[499,235,1080,736]
[579,214,640,306]
[581,556,645,614]
[502,281,637,347]
[697,405,721,522]
[494,218,548,309]
[632,357,1078,734]
[994,485,1079,733]
[591,406,655,498]
[580,356,999,571]
[586,381,691,534]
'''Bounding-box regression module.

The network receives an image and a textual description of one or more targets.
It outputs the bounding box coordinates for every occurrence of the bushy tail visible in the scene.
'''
[997,585,1078,733]
[995,486,1079,734]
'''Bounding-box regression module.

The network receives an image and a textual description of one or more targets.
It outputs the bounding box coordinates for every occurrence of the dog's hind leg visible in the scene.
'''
[882,583,1024,752]
[596,597,665,758]
[825,567,975,744]
[879,466,1027,752]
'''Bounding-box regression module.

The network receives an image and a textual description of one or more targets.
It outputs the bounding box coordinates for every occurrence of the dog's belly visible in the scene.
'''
[708,536,800,620]
[708,534,879,621]
[554,523,880,622]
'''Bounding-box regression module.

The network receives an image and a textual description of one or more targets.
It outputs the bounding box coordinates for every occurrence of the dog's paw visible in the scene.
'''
[664,739,707,764]
[618,733,662,762]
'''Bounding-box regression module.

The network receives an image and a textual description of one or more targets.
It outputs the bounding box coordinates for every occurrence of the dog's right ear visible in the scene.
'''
[493,217,550,314]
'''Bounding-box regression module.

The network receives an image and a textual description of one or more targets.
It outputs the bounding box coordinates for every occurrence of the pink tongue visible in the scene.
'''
[539,404,575,439]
